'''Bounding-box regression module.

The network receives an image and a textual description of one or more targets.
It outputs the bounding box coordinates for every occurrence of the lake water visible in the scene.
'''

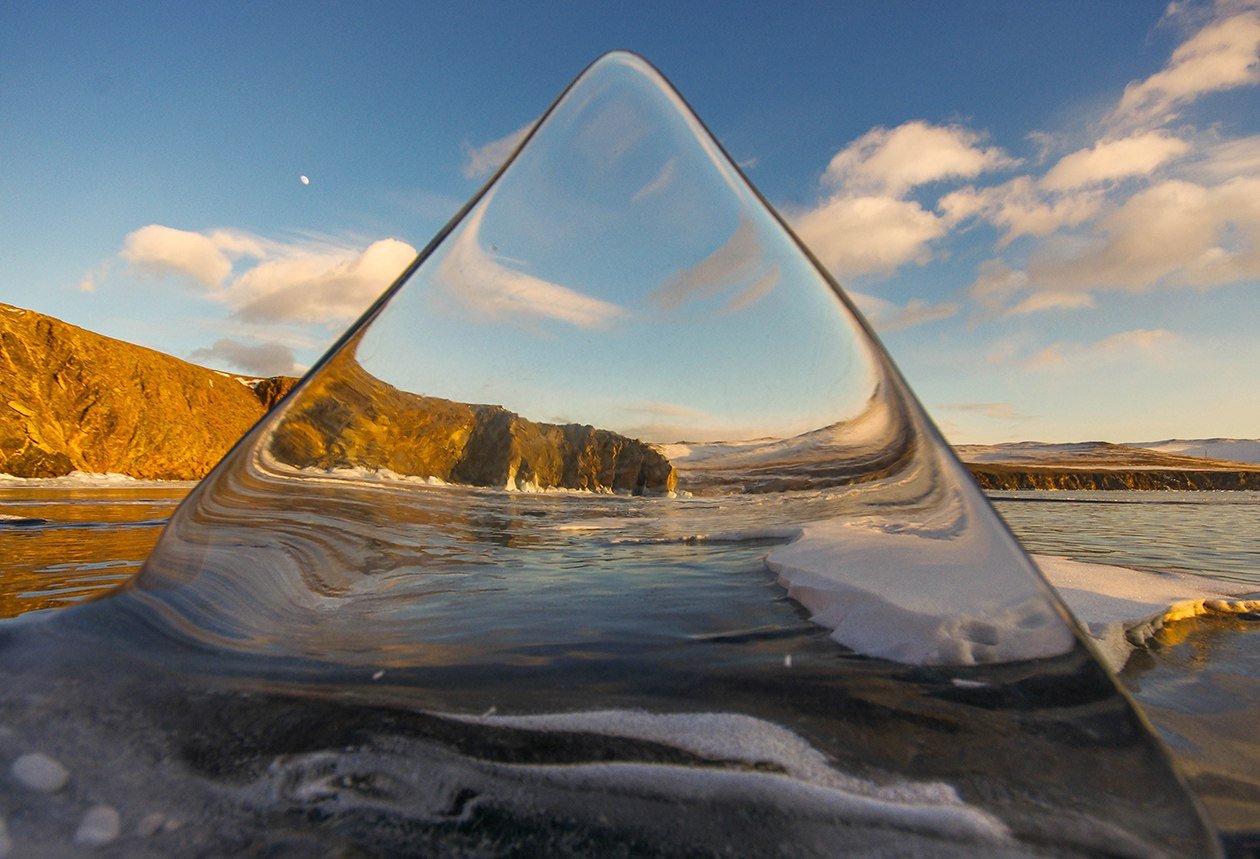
[989,490,1260,845]
[1,483,1256,854]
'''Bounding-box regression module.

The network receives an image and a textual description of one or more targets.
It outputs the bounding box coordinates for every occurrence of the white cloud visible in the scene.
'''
[631,157,677,203]
[850,291,959,332]
[1024,328,1180,369]
[652,215,780,310]
[228,238,418,325]
[1007,291,1096,315]
[967,260,1028,313]
[190,338,298,377]
[119,225,417,327]
[462,120,536,179]
[1179,133,1260,181]
[1027,176,1260,293]
[121,225,235,287]
[1113,9,1260,125]
[437,204,627,329]
[76,274,96,293]
[823,121,1017,196]
[794,195,949,278]
[1040,133,1191,190]
[792,121,1019,281]
[938,402,1031,421]
[940,178,1102,246]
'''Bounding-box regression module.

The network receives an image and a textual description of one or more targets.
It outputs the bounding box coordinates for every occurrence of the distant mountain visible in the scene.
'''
[955,440,1260,490]
[0,304,298,479]
[1124,438,1260,465]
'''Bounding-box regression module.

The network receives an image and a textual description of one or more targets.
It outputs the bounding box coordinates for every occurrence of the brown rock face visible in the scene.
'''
[268,353,677,495]
[967,464,1260,491]
[0,304,294,479]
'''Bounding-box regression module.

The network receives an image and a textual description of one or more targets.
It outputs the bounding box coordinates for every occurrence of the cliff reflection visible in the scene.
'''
[265,339,676,496]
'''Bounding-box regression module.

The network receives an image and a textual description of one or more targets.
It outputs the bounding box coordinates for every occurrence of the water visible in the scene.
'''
[990,490,1260,849]
[0,486,188,619]
[990,490,1260,586]
[2,481,1251,855]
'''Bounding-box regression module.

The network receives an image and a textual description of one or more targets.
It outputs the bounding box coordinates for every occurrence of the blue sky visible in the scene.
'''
[2,1,1258,444]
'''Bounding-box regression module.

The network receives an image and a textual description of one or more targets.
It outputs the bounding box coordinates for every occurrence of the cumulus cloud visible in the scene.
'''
[823,121,1017,196]
[228,238,417,324]
[119,225,418,327]
[940,178,1102,246]
[794,195,949,279]
[1026,176,1260,293]
[1113,9,1260,126]
[1040,133,1191,190]
[950,6,1260,319]
[1024,328,1179,369]
[462,121,536,179]
[190,338,298,377]
[792,121,1018,280]
[122,225,238,287]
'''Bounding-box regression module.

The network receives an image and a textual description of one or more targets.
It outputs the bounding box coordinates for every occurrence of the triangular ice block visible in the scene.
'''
[17,52,1216,855]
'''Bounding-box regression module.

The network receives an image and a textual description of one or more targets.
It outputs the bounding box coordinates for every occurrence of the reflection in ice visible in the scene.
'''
[0,52,1221,855]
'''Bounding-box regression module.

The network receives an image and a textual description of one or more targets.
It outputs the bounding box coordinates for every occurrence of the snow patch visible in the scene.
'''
[0,471,196,488]
[450,709,1010,843]
[1033,554,1260,671]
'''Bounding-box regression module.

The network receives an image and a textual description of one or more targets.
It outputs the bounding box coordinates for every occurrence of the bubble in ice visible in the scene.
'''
[11,753,69,793]
[73,805,121,848]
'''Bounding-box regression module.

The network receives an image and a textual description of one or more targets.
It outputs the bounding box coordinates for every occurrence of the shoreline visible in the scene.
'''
[966,464,1260,491]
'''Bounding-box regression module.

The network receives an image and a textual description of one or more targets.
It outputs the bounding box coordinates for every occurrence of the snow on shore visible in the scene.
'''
[0,471,196,489]
[1034,555,1260,671]
[759,519,1256,670]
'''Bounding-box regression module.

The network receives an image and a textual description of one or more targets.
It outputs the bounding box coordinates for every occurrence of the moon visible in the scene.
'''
[300,175,310,185]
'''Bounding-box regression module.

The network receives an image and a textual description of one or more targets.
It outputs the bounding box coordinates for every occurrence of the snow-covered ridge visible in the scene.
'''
[1125,438,1260,465]
[955,438,1260,468]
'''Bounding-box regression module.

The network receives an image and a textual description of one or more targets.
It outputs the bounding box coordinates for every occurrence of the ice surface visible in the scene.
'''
[10,752,69,793]
[73,805,121,847]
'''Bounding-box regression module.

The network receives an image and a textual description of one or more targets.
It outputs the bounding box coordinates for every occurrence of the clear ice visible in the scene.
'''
[0,52,1221,856]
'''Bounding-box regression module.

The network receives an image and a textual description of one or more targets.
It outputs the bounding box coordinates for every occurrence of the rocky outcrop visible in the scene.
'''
[268,353,676,495]
[967,465,1260,491]
[0,303,675,492]
[0,304,294,479]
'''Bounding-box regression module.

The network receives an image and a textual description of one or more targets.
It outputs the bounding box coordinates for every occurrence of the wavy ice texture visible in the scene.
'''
[445,710,1011,841]
[14,51,1218,855]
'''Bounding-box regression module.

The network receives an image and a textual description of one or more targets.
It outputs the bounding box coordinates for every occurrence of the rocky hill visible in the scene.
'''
[267,347,676,495]
[0,304,674,493]
[0,304,298,479]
